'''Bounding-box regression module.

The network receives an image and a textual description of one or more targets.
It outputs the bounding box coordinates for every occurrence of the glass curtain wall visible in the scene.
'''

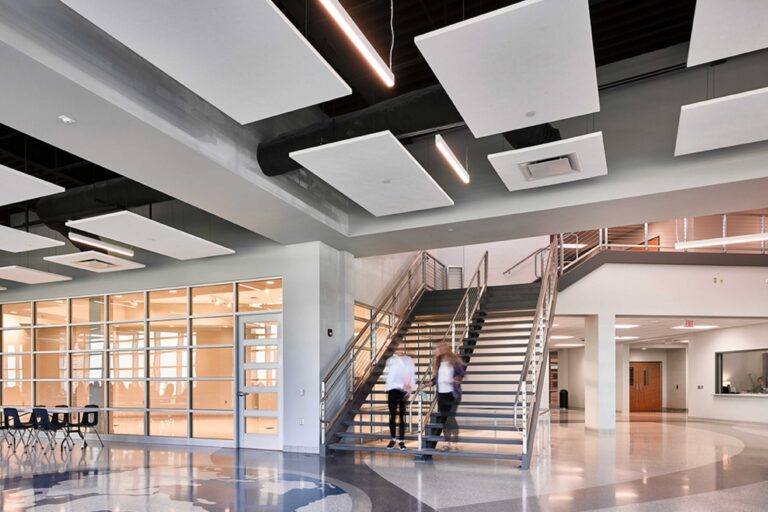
[0,278,283,443]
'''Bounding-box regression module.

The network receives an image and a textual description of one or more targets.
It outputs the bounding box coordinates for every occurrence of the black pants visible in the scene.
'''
[437,392,459,443]
[387,389,407,440]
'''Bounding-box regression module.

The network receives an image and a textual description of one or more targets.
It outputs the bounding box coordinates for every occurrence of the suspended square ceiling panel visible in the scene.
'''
[488,132,607,191]
[687,0,768,67]
[0,266,72,284]
[66,211,235,260]
[0,225,64,253]
[415,0,599,138]
[60,0,351,124]
[0,164,64,207]
[290,131,454,217]
[44,250,145,273]
[675,86,768,156]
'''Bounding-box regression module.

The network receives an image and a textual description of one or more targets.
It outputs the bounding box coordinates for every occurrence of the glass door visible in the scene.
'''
[237,313,282,449]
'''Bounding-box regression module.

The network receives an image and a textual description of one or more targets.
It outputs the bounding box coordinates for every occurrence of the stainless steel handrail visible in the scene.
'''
[320,251,447,445]
[411,251,489,451]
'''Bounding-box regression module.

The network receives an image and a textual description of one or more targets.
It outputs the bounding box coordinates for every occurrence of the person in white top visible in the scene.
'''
[384,342,415,450]
[432,341,465,451]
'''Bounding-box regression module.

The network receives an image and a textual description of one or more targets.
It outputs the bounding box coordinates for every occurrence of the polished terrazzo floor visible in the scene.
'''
[0,411,766,511]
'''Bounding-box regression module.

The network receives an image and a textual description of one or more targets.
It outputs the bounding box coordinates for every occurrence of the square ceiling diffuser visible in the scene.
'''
[415,0,599,138]
[66,211,235,260]
[289,131,454,217]
[0,266,72,284]
[0,164,64,207]
[44,251,146,273]
[487,133,607,191]
[0,225,64,253]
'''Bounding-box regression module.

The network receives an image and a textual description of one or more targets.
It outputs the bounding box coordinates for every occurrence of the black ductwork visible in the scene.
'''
[257,84,561,176]
[35,177,172,241]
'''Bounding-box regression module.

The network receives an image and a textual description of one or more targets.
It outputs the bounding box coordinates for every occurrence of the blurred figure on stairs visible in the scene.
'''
[432,341,466,451]
[384,342,416,450]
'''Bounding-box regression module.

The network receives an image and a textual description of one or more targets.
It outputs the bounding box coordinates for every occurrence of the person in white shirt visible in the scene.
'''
[384,342,415,450]
[432,341,466,451]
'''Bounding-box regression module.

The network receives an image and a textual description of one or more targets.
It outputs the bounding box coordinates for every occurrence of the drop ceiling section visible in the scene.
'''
[59,0,351,124]
[0,225,64,253]
[488,133,607,191]
[0,163,64,206]
[289,131,454,217]
[675,86,768,156]
[0,266,72,284]
[687,0,768,67]
[415,0,599,138]
[66,211,235,260]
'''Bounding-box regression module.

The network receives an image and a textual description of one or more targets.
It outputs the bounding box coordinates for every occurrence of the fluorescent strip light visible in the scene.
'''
[318,0,395,87]
[553,343,584,348]
[675,232,768,250]
[562,243,587,249]
[616,336,639,341]
[616,324,639,329]
[672,325,719,330]
[435,134,470,184]
[551,335,574,340]
[68,232,134,258]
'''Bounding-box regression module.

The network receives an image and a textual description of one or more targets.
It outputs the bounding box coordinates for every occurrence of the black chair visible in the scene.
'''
[32,408,66,450]
[52,405,75,450]
[3,407,34,449]
[0,411,10,447]
[72,405,103,447]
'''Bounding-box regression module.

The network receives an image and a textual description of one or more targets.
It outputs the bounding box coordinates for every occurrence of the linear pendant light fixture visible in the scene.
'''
[675,232,768,250]
[69,232,135,258]
[435,134,470,184]
[318,0,395,87]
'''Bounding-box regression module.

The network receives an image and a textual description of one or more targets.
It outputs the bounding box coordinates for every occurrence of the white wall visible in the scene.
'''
[688,322,768,424]
[666,348,687,410]
[429,236,550,286]
[351,251,416,306]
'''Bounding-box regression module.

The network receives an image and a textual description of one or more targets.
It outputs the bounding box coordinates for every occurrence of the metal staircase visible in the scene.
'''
[321,241,560,469]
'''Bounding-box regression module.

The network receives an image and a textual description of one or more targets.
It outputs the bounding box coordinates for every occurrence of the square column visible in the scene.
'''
[616,342,630,414]
[584,314,616,432]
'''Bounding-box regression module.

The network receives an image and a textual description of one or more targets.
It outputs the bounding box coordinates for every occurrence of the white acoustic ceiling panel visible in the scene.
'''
[675,86,768,156]
[687,0,768,67]
[60,0,351,124]
[289,131,454,217]
[0,266,72,284]
[0,225,64,253]
[488,133,607,191]
[0,164,64,206]
[66,211,235,260]
[45,251,146,273]
[415,0,599,138]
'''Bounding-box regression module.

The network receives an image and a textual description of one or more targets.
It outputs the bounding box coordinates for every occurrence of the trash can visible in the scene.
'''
[559,389,569,409]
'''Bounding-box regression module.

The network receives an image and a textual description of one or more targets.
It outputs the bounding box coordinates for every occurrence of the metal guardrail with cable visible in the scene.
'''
[320,251,447,446]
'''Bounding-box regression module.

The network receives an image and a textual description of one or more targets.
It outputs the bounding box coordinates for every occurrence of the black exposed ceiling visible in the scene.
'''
[273,0,697,116]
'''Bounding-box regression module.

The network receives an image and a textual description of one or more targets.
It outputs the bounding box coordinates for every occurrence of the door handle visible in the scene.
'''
[238,392,246,397]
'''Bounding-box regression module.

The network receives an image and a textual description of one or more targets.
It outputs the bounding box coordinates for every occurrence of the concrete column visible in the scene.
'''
[615,342,630,414]
[584,314,616,431]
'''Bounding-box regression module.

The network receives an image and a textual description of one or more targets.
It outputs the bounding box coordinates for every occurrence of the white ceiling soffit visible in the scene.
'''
[414,0,599,138]
[0,225,64,253]
[44,250,145,273]
[66,211,235,260]
[0,164,64,207]
[59,0,351,124]
[487,132,607,191]
[0,266,72,284]
[687,0,768,67]
[289,131,454,217]
[675,86,768,156]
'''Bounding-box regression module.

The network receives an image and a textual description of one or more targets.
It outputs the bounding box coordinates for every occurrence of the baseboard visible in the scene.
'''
[283,444,320,454]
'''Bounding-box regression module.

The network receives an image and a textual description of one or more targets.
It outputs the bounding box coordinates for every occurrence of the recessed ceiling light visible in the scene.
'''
[616,324,639,329]
[435,134,470,184]
[266,280,275,285]
[169,290,178,294]
[551,335,574,340]
[318,0,395,87]
[616,336,639,341]
[446,228,454,232]
[672,325,719,330]
[57,114,76,124]
[641,347,648,351]
[553,343,584,348]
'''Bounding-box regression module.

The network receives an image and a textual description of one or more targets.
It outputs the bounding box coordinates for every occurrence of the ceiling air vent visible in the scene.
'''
[78,258,118,270]
[44,250,145,273]
[519,153,580,181]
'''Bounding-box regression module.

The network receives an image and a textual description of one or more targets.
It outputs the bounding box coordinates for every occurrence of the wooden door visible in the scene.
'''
[629,362,662,412]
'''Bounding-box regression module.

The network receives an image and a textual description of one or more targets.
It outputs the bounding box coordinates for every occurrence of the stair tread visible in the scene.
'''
[327,443,523,461]
[337,432,523,445]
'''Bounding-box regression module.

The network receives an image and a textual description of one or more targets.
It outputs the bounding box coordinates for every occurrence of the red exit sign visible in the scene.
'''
[683,319,695,328]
